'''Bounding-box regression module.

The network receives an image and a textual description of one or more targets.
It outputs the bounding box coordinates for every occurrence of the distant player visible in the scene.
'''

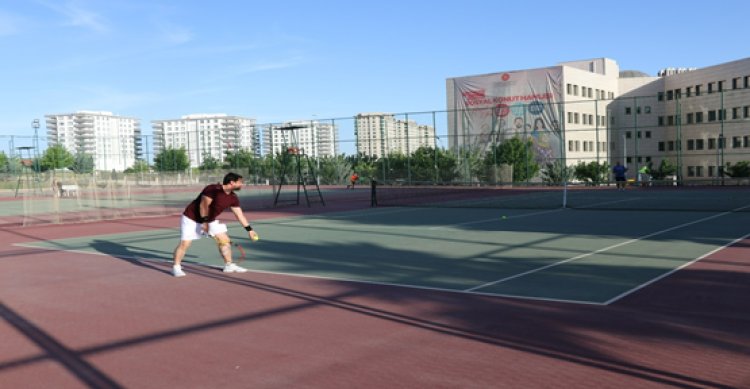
[612,162,628,190]
[171,172,258,277]
[347,172,359,189]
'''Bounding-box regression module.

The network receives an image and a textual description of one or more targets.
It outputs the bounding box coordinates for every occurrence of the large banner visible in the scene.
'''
[447,67,563,164]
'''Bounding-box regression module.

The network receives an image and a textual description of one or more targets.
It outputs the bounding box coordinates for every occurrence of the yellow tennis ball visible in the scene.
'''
[252,235,259,241]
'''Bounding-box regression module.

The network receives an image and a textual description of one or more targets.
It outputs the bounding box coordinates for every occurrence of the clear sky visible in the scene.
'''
[1,0,749,151]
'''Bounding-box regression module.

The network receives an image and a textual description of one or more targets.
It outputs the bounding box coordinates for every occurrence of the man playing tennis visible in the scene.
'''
[171,172,258,277]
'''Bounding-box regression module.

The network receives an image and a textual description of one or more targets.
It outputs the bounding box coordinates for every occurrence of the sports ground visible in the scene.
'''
[1,186,749,388]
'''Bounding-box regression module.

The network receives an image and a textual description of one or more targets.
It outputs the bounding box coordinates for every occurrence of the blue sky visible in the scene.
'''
[1,0,749,151]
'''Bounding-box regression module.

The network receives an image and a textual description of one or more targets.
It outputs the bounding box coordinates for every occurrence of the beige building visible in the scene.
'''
[152,114,258,168]
[447,56,750,181]
[45,110,142,171]
[355,112,436,157]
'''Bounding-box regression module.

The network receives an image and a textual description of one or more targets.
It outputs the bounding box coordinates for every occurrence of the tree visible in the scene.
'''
[154,147,189,172]
[125,160,150,173]
[0,151,8,173]
[199,153,221,171]
[318,155,352,184]
[483,137,539,182]
[649,159,678,180]
[40,144,75,171]
[573,161,609,185]
[725,161,750,178]
[540,160,568,185]
[70,153,95,173]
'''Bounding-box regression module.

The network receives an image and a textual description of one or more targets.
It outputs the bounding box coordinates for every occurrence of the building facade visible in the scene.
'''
[447,57,750,181]
[262,121,338,158]
[355,113,436,157]
[45,111,142,171]
[152,114,258,168]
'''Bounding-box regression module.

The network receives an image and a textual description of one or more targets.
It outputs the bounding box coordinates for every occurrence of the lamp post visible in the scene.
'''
[32,119,40,171]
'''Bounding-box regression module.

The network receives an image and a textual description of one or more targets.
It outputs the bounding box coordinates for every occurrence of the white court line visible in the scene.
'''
[465,207,747,293]
[429,208,566,230]
[14,241,601,305]
[602,231,750,305]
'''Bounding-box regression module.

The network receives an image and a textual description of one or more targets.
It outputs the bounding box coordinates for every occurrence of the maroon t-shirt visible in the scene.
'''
[183,184,240,222]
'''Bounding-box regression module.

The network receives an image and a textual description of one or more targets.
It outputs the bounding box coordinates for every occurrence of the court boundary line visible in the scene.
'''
[13,241,605,306]
[464,208,748,295]
[602,231,750,305]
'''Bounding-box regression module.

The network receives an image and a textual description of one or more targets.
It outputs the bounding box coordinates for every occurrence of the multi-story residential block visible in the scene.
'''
[152,114,258,168]
[263,120,338,158]
[45,111,142,171]
[355,113,436,157]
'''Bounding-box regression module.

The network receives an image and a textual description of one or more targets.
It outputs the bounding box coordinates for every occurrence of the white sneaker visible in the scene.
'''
[172,265,186,277]
[223,263,248,273]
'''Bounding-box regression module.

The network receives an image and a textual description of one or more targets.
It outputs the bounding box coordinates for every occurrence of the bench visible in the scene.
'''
[57,183,79,197]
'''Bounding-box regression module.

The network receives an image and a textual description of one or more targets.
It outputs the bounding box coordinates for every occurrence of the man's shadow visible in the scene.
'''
[90,239,176,276]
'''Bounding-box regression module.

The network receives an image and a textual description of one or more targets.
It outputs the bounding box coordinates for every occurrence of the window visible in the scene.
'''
[696,112,704,123]
[696,139,704,150]
[744,136,750,147]
[644,106,651,114]
[718,80,724,92]
[733,77,741,89]
[637,131,642,139]
[708,82,715,94]
[667,116,674,126]
[708,138,716,149]
[625,131,632,139]
[668,141,675,151]
[675,89,681,99]
[568,112,573,123]
[588,114,593,125]
[695,85,702,96]
[733,136,742,148]
[625,107,632,115]
[574,85,579,95]
[686,86,692,97]
[658,116,664,126]
[745,106,750,118]
[708,110,717,122]
[745,76,750,88]
[645,131,651,138]
[687,139,695,150]
[567,84,572,94]
[568,140,574,151]
[637,106,642,114]
[696,166,704,177]
[733,107,741,119]
[657,92,664,101]
[719,109,726,121]
[688,166,695,177]
[574,113,579,124]
[667,90,674,100]
[687,113,694,124]
[658,141,665,151]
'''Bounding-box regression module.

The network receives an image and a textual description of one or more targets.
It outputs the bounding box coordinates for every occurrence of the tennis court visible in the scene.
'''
[16,205,750,305]
[2,188,750,388]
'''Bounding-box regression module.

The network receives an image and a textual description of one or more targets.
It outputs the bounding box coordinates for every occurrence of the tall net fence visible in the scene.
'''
[3,88,750,223]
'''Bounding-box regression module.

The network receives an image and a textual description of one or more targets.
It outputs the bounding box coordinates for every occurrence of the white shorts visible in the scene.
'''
[180,215,228,241]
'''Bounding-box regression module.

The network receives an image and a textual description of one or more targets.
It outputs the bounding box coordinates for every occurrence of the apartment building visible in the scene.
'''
[262,120,338,158]
[355,113,436,157]
[45,111,142,171]
[152,114,258,168]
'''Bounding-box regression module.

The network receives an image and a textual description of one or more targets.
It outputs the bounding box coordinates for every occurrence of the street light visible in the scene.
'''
[32,119,40,171]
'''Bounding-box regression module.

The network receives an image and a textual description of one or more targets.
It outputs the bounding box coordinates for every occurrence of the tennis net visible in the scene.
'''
[370,179,750,212]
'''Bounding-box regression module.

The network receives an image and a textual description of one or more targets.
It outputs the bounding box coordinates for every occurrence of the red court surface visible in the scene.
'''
[1,212,749,388]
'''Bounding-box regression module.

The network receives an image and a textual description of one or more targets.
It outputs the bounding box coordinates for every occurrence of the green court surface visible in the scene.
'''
[18,206,750,304]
